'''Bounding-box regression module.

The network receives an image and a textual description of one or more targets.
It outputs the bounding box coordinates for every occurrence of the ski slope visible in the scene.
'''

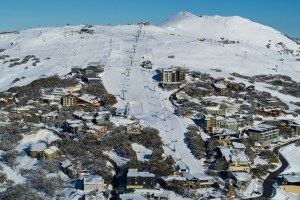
[1,11,300,174]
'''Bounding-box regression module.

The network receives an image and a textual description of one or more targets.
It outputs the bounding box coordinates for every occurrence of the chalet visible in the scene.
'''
[73,110,97,124]
[229,171,251,190]
[176,162,189,174]
[10,106,35,118]
[206,106,226,116]
[61,159,72,174]
[43,146,60,159]
[212,82,226,96]
[127,169,156,189]
[226,118,238,131]
[63,93,101,108]
[217,146,251,172]
[183,173,215,189]
[86,123,108,136]
[85,191,106,200]
[30,143,47,158]
[84,175,105,191]
[119,194,147,200]
[159,176,187,188]
[39,95,61,105]
[126,121,145,134]
[211,131,241,146]
[95,111,110,125]
[247,124,279,146]
[51,88,68,96]
[260,107,282,117]
[279,173,300,195]
[66,120,84,133]
[193,173,215,189]
[231,142,246,150]
[40,111,58,123]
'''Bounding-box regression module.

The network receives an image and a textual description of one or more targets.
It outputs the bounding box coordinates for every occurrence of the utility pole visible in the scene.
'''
[275,65,278,72]
[244,51,247,58]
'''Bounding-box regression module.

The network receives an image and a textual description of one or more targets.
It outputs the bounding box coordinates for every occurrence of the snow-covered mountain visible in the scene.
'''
[160,11,299,51]
[0,11,299,92]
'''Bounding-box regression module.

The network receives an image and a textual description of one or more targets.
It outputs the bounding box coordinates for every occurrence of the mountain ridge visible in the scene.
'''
[0,11,299,92]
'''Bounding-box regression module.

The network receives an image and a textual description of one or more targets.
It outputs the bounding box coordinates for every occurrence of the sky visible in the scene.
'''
[0,0,299,37]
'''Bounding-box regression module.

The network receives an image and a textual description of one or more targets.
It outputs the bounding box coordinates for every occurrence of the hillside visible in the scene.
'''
[0,11,299,92]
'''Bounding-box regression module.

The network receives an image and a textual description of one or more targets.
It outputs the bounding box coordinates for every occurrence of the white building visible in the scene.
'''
[247,124,279,146]
[83,175,105,191]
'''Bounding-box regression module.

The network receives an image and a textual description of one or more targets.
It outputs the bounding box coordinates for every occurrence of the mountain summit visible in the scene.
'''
[159,11,298,50]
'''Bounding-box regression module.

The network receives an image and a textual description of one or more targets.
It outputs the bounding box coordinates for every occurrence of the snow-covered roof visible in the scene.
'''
[231,171,251,181]
[282,173,300,183]
[84,175,104,185]
[41,111,58,117]
[119,194,147,200]
[216,116,225,120]
[30,142,46,152]
[66,119,82,124]
[160,176,186,182]
[218,146,249,162]
[193,173,215,181]
[232,142,245,149]
[127,169,155,178]
[213,82,227,89]
[40,95,61,101]
[60,159,72,168]
[248,124,278,132]
[49,146,59,152]
[226,118,237,123]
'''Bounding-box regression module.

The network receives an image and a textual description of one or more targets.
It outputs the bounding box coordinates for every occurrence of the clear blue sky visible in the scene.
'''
[0,0,299,37]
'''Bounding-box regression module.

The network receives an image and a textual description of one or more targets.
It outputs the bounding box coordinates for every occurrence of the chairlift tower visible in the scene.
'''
[121,89,127,100]
[171,139,178,151]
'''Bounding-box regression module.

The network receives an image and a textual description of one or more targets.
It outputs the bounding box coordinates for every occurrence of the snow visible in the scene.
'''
[0,163,26,184]
[272,187,300,200]
[103,151,130,166]
[280,143,300,174]
[239,178,263,198]
[254,157,268,165]
[131,143,153,161]
[16,129,61,151]
[0,11,299,178]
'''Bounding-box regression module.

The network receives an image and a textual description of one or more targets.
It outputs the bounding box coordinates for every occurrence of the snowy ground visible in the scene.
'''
[272,187,300,200]
[280,143,300,174]
[131,143,153,161]
[101,25,205,174]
